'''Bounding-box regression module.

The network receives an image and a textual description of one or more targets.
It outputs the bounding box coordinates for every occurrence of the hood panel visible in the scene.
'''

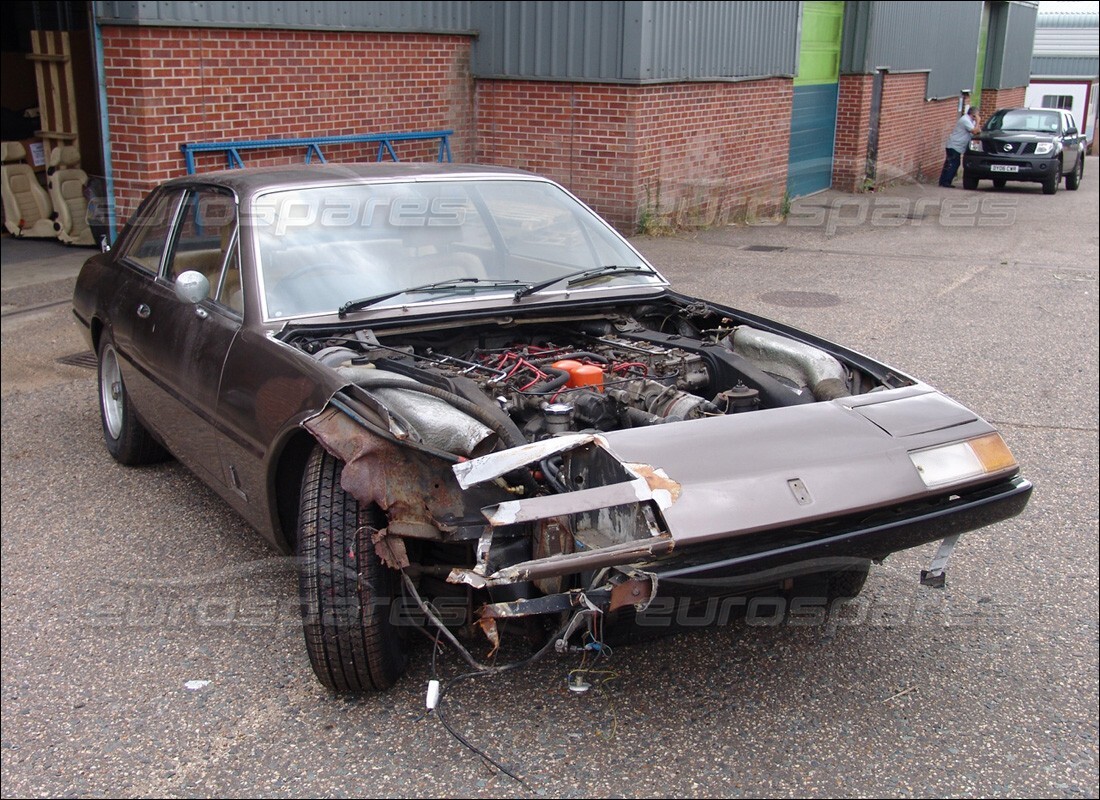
[601,391,996,545]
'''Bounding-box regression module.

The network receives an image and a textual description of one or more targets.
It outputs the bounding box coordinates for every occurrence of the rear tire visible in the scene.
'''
[1065,156,1083,190]
[1043,162,1061,194]
[962,173,978,190]
[992,177,1006,189]
[297,445,408,692]
[97,337,168,465]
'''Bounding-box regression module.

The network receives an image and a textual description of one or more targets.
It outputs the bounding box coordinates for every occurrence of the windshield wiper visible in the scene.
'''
[513,265,655,302]
[339,278,526,318]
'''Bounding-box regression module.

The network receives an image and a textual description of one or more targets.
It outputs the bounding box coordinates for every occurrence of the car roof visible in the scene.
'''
[160,162,543,200]
[997,107,1069,117]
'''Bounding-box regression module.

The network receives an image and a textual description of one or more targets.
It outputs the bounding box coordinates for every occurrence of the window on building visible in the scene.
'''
[1041,95,1074,111]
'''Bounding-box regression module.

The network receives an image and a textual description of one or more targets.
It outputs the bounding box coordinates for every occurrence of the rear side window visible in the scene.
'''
[118,190,183,274]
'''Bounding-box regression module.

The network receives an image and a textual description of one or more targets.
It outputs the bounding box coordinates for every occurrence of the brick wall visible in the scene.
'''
[475,81,639,229]
[874,72,959,186]
[833,74,873,192]
[100,25,989,232]
[634,80,791,228]
[476,78,791,231]
[978,87,1027,116]
[102,26,474,218]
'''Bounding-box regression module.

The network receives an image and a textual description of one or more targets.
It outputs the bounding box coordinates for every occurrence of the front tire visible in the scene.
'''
[790,562,871,604]
[1065,156,1083,190]
[1043,162,1061,194]
[297,445,408,692]
[962,173,979,190]
[97,337,168,465]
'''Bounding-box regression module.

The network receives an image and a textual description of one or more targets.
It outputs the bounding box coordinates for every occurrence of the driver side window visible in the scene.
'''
[165,188,237,302]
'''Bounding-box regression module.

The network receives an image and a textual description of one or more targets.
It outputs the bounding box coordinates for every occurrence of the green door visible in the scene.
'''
[787,1,844,198]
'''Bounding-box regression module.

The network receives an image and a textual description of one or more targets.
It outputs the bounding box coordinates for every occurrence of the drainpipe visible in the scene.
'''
[865,67,887,188]
[92,14,117,246]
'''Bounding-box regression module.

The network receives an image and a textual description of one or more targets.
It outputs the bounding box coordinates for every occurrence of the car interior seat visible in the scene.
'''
[46,146,96,246]
[397,218,487,284]
[1,141,56,238]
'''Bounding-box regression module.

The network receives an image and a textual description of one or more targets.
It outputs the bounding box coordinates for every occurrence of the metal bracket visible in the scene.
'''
[920,533,961,588]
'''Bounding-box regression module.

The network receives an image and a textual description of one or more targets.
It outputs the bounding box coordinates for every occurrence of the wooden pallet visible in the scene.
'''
[27,30,80,165]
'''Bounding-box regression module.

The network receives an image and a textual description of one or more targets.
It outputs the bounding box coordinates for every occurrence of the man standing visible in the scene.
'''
[939,106,981,187]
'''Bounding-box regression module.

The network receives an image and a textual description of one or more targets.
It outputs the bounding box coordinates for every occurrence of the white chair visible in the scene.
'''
[1,141,55,238]
[46,145,95,246]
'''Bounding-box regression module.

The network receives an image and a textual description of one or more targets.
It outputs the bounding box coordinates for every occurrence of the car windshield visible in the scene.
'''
[985,110,1061,134]
[249,178,662,320]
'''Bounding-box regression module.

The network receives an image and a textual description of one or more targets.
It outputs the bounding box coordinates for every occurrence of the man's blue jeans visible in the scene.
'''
[939,148,963,187]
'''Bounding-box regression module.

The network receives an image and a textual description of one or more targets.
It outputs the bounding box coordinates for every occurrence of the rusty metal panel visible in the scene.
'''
[94,1,472,32]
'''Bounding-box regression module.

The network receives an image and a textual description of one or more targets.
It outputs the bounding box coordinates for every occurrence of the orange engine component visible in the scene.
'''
[572,364,605,391]
[551,359,605,391]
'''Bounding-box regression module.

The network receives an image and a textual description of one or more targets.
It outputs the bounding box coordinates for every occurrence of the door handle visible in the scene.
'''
[136,303,151,319]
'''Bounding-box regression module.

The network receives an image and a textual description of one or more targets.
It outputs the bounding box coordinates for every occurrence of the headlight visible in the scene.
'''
[909,433,1018,488]
[968,140,982,152]
[1035,142,1055,155]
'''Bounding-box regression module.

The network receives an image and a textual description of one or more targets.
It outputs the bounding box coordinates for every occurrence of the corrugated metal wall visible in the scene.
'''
[471,0,797,82]
[841,1,984,99]
[94,0,472,32]
[1032,55,1100,79]
[470,1,627,81]
[633,1,798,81]
[984,1,1036,89]
[1034,21,1100,56]
[94,1,1038,89]
[1032,10,1099,78]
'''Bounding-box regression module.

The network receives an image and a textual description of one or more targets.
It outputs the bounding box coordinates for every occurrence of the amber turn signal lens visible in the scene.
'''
[968,432,1018,473]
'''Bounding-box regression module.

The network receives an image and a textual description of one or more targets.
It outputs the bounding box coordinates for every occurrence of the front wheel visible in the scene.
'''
[1065,156,1083,190]
[1043,162,1061,194]
[962,173,979,190]
[297,445,409,692]
[790,562,871,604]
[97,337,168,465]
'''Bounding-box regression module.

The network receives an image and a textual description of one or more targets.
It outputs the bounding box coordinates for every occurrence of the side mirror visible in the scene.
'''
[1066,127,1078,137]
[174,270,210,304]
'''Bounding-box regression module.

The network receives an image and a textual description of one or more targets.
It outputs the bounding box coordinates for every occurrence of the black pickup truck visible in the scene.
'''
[963,107,1086,194]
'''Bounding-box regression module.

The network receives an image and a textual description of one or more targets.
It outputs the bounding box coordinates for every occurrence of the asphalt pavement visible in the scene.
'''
[2,168,1098,798]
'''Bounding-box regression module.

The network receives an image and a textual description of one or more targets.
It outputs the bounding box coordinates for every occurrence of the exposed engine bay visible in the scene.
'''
[286,300,899,450]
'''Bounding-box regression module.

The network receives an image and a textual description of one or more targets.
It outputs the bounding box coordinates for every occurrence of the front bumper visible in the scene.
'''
[963,154,1059,182]
[473,474,1032,625]
[645,474,1031,586]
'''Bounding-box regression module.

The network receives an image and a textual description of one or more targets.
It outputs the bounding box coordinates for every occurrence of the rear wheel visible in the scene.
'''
[1043,162,1061,194]
[97,337,168,465]
[992,177,1007,189]
[962,173,979,190]
[1065,155,1083,190]
[297,445,408,692]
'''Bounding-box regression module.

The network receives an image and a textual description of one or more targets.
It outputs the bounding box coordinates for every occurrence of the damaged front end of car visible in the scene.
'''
[292,296,1032,667]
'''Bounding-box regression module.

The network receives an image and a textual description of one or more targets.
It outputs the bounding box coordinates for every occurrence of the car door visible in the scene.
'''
[1062,112,1082,173]
[116,186,242,488]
